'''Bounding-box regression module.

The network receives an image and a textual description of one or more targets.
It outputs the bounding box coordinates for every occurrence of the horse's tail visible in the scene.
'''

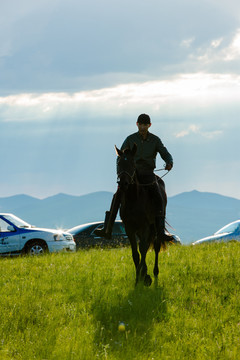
[149,220,168,251]
[162,219,171,249]
[161,232,168,251]
[164,220,181,246]
[156,216,169,251]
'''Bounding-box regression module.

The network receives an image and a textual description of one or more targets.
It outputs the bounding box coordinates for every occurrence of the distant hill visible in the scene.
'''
[0,192,113,230]
[1,190,240,244]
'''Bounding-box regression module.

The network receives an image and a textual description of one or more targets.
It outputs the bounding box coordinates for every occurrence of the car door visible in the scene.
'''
[112,222,129,245]
[0,218,20,254]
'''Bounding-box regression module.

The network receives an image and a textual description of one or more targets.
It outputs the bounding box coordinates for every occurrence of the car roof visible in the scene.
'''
[68,220,122,232]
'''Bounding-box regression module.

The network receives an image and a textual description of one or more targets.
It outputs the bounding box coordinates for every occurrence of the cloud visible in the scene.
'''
[211,38,223,48]
[187,28,240,70]
[1,72,240,125]
[1,0,240,94]
[224,29,240,60]
[175,125,199,138]
[180,38,195,48]
[1,1,240,199]
[175,125,222,139]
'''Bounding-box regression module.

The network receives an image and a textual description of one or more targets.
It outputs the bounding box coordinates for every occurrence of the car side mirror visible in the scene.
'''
[7,225,15,232]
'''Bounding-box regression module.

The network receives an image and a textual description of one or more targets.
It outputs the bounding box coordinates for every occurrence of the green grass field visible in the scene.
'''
[0,243,239,360]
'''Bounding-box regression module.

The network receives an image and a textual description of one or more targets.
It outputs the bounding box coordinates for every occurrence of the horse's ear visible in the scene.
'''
[115,145,123,157]
[131,143,137,156]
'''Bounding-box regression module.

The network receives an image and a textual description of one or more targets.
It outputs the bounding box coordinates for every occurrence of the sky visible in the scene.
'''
[1,0,240,200]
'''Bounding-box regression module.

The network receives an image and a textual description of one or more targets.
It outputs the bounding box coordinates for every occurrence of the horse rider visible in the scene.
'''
[95,113,173,239]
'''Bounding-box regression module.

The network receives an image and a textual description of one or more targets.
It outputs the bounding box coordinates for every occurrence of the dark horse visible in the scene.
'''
[115,144,168,286]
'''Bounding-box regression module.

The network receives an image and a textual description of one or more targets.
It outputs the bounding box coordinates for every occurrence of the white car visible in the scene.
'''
[192,220,240,245]
[0,213,76,255]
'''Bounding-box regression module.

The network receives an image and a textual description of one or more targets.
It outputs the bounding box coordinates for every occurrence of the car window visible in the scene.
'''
[215,221,240,235]
[0,219,12,232]
[112,222,126,235]
[92,224,104,234]
[3,214,30,228]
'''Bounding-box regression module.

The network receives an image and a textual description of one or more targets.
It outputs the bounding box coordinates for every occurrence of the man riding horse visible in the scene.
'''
[95,113,173,240]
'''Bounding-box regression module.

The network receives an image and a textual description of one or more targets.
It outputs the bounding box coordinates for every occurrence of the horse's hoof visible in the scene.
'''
[144,274,152,287]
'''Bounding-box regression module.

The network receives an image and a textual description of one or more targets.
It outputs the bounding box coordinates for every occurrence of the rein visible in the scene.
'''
[117,162,170,188]
[155,168,170,179]
[118,168,169,187]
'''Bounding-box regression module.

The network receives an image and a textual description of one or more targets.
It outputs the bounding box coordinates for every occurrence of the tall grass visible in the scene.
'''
[0,243,239,359]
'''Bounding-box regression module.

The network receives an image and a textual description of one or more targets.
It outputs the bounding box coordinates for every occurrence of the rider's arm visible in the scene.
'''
[156,137,173,169]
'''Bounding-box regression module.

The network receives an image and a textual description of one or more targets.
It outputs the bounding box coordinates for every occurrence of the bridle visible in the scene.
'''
[117,156,170,187]
[116,153,137,186]
[117,169,136,185]
[117,165,170,186]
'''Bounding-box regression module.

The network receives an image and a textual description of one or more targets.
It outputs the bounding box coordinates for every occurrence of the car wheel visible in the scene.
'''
[26,241,48,255]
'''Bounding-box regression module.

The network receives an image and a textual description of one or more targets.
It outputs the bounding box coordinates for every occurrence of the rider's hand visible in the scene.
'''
[165,163,173,171]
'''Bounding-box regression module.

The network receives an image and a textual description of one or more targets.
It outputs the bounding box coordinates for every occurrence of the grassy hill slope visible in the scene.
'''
[0,243,239,359]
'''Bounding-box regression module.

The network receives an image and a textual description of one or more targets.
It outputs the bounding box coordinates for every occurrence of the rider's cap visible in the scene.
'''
[137,113,151,124]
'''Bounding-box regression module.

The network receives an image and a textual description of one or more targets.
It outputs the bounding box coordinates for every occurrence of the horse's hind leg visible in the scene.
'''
[153,216,166,277]
[154,216,165,277]
[154,243,160,277]
[131,242,140,271]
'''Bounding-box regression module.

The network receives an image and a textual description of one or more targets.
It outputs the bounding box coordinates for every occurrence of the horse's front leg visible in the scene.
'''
[127,233,140,277]
[138,238,152,286]
[131,239,140,271]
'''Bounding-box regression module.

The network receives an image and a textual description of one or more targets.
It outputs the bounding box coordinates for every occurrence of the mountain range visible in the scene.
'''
[1,190,240,244]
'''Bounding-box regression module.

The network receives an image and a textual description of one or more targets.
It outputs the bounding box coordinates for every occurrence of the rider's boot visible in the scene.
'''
[94,191,121,239]
[94,210,111,239]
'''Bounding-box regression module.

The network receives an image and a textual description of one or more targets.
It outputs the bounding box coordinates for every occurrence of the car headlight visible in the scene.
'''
[53,233,65,241]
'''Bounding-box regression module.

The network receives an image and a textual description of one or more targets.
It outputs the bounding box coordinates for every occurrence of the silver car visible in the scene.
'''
[192,220,240,245]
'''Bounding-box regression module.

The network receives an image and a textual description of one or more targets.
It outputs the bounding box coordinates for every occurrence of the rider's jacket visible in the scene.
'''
[120,131,173,174]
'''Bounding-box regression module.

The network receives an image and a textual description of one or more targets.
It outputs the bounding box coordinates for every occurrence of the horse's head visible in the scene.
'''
[115,144,137,191]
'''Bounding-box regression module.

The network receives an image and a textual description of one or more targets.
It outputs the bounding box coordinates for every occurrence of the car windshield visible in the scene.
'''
[215,221,240,235]
[68,221,126,236]
[3,214,31,228]
[68,223,96,235]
